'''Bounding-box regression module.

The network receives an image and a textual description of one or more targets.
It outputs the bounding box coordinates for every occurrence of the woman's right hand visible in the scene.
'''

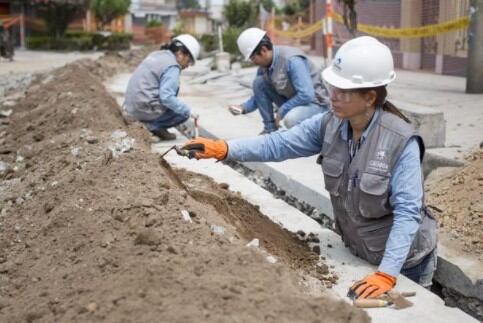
[181,137,228,160]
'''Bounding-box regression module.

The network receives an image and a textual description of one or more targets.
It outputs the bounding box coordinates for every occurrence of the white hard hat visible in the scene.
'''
[322,36,396,89]
[174,34,200,64]
[237,27,267,61]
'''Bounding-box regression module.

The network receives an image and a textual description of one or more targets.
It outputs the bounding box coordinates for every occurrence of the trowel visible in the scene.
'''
[159,145,203,159]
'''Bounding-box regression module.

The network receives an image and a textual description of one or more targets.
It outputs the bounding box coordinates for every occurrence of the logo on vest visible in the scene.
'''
[376,150,386,160]
[368,149,389,172]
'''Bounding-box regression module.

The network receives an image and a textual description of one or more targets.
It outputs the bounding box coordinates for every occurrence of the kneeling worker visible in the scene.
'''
[123,34,200,140]
[229,27,330,134]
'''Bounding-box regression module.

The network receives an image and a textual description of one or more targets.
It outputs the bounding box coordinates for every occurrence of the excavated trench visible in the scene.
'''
[0,53,368,322]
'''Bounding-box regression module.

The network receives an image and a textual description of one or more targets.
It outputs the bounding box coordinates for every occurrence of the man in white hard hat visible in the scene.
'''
[229,27,329,134]
[182,36,438,299]
[123,34,200,140]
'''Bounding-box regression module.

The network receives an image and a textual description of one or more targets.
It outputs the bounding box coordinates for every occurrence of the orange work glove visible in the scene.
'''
[181,137,228,161]
[349,271,396,299]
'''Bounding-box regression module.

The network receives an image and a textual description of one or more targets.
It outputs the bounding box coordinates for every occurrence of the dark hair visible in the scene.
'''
[251,35,273,57]
[160,40,193,62]
[356,86,411,123]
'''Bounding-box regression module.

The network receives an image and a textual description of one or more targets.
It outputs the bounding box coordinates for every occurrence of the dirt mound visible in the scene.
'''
[0,51,368,322]
[425,149,483,259]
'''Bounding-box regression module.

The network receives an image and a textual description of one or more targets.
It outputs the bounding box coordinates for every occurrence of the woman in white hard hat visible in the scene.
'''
[123,34,200,140]
[181,36,438,299]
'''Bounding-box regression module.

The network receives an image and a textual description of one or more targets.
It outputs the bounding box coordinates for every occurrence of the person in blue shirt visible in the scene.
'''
[181,36,438,299]
[229,28,330,134]
[123,34,200,140]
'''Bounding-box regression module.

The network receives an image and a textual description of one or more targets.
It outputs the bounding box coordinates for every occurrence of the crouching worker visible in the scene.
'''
[123,34,200,140]
[228,27,330,134]
[181,36,438,299]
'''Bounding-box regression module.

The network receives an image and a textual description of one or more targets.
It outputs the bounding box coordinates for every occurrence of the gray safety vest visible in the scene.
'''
[318,110,437,268]
[124,50,180,121]
[262,46,329,107]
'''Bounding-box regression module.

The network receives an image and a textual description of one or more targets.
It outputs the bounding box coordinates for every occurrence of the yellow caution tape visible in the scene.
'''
[332,13,470,38]
[270,13,470,39]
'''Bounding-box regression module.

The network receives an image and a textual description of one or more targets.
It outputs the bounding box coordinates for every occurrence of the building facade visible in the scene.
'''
[312,0,469,76]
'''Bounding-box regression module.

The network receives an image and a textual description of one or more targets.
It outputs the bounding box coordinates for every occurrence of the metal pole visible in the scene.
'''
[466,0,483,93]
[20,6,25,49]
[325,0,333,63]
[218,25,223,52]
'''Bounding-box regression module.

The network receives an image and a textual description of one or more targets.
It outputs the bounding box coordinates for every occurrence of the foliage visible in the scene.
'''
[223,0,258,28]
[27,0,90,38]
[199,33,217,52]
[172,21,186,36]
[90,0,131,30]
[222,26,242,58]
[145,20,163,28]
[26,36,94,50]
[177,0,200,10]
[26,32,132,51]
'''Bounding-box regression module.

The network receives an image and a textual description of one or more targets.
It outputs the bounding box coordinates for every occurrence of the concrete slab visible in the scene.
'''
[383,99,446,149]
[152,135,478,323]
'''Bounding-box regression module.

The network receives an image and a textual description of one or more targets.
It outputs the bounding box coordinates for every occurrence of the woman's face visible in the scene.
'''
[175,51,193,69]
[326,85,376,119]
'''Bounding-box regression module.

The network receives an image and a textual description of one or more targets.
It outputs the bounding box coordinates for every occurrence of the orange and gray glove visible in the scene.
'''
[181,137,228,160]
[348,271,396,299]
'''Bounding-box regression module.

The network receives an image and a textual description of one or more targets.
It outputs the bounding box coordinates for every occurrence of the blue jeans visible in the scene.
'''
[252,76,328,132]
[400,248,437,288]
[142,109,189,133]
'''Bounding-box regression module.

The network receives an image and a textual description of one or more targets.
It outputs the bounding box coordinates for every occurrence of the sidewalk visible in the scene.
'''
[0,49,103,76]
[105,59,481,322]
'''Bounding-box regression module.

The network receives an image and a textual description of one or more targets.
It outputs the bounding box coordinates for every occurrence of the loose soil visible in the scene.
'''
[0,50,368,322]
[425,149,483,260]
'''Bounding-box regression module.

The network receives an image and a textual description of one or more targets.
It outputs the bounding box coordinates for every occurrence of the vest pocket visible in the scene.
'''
[357,220,392,265]
[358,172,390,219]
[322,157,344,196]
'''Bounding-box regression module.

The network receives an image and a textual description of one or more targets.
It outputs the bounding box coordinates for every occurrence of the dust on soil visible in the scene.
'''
[425,149,483,260]
[0,49,369,322]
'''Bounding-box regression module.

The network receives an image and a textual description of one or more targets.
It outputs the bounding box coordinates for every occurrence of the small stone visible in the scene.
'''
[181,210,192,222]
[312,245,321,254]
[14,225,20,233]
[246,238,259,248]
[210,225,225,235]
[134,229,160,246]
[43,202,54,214]
[86,302,97,312]
[327,244,333,248]
[0,161,12,178]
[86,136,99,144]
[166,245,178,254]
[219,183,229,190]
[33,133,44,142]
[296,230,306,240]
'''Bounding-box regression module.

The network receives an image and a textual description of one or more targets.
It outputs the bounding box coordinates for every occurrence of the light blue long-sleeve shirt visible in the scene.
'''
[159,66,190,118]
[227,109,422,277]
[242,48,316,119]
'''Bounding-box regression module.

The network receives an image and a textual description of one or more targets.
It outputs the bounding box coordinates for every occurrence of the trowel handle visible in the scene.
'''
[354,299,391,308]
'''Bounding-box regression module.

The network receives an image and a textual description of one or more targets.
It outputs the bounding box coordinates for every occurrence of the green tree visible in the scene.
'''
[223,0,258,28]
[28,0,90,38]
[91,0,131,30]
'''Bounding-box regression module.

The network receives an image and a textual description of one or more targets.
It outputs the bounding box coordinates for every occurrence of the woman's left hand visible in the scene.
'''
[349,271,396,299]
